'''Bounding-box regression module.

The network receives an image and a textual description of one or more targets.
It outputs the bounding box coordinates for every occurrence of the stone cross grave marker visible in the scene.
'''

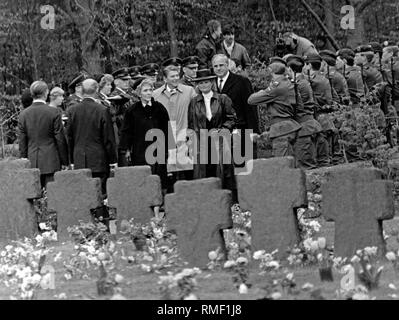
[322,167,394,258]
[107,166,163,227]
[165,178,233,268]
[0,159,41,241]
[47,169,102,241]
[237,157,308,258]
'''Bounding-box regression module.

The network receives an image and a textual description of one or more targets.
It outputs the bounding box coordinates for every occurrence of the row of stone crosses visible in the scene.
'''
[0,157,395,268]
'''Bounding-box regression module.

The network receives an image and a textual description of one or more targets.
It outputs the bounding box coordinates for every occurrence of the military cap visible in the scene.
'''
[131,76,150,90]
[305,53,322,63]
[128,66,142,78]
[93,73,104,83]
[383,40,397,47]
[369,42,383,54]
[319,50,337,66]
[269,56,287,66]
[182,56,200,67]
[354,44,374,54]
[286,55,305,68]
[112,68,131,80]
[161,57,183,68]
[140,63,160,76]
[337,48,355,59]
[69,72,89,89]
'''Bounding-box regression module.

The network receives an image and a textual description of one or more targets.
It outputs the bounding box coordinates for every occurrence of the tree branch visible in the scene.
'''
[299,0,340,50]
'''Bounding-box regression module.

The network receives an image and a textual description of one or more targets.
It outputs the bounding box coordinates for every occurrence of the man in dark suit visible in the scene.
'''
[66,79,117,196]
[212,54,259,159]
[18,81,69,188]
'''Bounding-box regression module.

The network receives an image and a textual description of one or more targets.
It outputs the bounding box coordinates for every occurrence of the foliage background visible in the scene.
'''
[0,0,398,95]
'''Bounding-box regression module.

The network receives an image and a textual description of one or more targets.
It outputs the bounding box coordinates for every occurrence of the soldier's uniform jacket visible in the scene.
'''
[341,65,365,105]
[307,71,337,132]
[294,74,323,137]
[323,67,350,104]
[362,62,383,91]
[307,71,333,108]
[382,58,399,109]
[65,93,83,111]
[248,76,301,138]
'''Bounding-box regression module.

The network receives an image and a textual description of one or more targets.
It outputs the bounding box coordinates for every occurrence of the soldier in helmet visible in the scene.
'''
[286,55,322,169]
[304,53,337,166]
[319,50,351,105]
[248,61,301,158]
[336,48,366,106]
[355,45,383,91]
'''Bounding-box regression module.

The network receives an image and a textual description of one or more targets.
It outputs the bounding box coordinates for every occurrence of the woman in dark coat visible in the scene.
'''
[187,69,237,191]
[119,78,171,189]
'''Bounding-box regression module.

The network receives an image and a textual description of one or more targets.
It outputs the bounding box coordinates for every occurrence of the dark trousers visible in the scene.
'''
[316,132,331,167]
[294,136,317,170]
[40,173,54,189]
[92,172,109,198]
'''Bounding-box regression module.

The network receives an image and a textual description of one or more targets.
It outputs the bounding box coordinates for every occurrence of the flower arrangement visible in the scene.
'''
[350,247,384,291]
[386,250,399,274]
[223,256,251,294]
[0,232,56,300]
[158,268,202,300]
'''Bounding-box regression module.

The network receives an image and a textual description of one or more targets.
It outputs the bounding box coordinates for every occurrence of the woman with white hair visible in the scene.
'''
[119,78,171,190]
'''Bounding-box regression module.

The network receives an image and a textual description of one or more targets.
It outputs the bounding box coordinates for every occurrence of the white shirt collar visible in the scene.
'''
[142,100,152,108]
[224,40,235,50]
[220,71,230,83]
[202,91,213,100]
[33,99,47,104]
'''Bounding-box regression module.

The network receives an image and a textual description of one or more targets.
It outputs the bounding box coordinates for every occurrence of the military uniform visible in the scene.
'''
[65,93,83,111]
[362,62,383,90]
[307,68,336,166]
[323,67,350,105]
[341,65,365,105]
[291,73,322,169]
[382,57,399,112]
[248,75,301,158]
[66,73,88,111]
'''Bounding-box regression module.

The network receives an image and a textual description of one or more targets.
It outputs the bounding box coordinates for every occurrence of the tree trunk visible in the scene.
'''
[166,3,178,57]
[65,0,102,75]
[323,0,335,50]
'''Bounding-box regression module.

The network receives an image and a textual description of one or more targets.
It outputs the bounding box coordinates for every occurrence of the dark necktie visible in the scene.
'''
[219,79,223,92]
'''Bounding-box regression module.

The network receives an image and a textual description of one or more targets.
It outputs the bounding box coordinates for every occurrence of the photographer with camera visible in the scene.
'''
[282,32,318,58]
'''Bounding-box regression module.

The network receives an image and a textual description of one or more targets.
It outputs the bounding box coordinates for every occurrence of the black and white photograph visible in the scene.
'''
[1,0,399,308]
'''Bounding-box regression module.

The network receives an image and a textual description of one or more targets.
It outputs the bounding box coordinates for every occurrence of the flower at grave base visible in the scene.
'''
[239,283,248,294]
[317,237,326,249]
[208,251,218,261]
[5,245,13,252]
[303,238,313,251]
[54,252,62,262]
[351,255,360,264]
[302,283,314,291]
[39,223,47,231]
[352,292,370,300]
[386,252,396,261]
[141,264,152,273]
[364,247,378,256]
[114,274,124,284]
[0,251,6,257]
[314,194,322,201]
[310,241,319,252]
[253,250,265,260]
[21,290,33,300]
[389,283,397,291]
[317,253,323,262]
[356,250,362,256]
[286,273,294,281]
[98,252,106,261]
[64,273,72,281]
[55,293,67,300]
[88,257,99,265]
[110,293,127,300]
[270,292,282,300]
[79,252,87,258]
[268,261,280,270]
[237,257,248,265]
[224,261,236,269]
[184,293,198,300]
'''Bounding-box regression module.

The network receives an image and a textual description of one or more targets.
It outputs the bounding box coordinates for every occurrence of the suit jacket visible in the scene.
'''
[18,101,68,174]
[66,97,117,173]
[219,72,259,133]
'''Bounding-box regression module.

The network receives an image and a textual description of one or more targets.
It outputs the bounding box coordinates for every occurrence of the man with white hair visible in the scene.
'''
[66,79,117,196]
[18,81,69,188]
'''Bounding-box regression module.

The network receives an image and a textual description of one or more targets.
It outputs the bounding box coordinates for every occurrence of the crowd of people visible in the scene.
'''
[17,19,399,211]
